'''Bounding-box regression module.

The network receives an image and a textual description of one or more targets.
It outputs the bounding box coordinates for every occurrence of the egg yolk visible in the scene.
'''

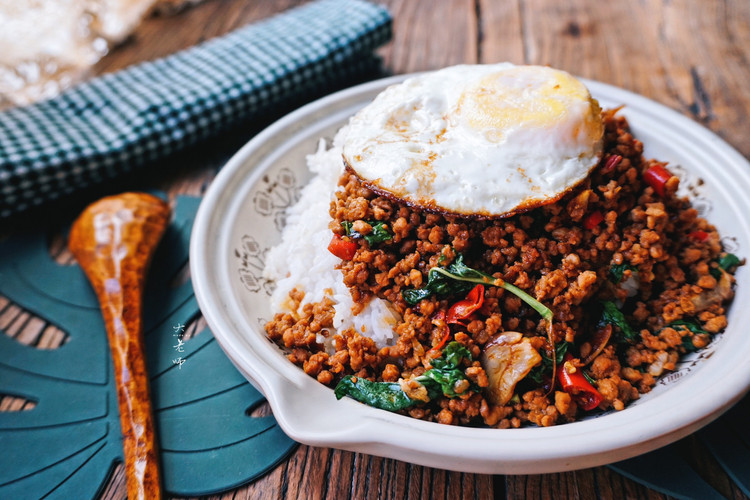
[456,66,603,143]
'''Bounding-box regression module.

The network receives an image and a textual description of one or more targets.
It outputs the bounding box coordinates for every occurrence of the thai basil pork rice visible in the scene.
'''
[263,65,740,428]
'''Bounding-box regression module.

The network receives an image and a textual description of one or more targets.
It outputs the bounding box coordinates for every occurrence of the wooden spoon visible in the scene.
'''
[69,192,170,500]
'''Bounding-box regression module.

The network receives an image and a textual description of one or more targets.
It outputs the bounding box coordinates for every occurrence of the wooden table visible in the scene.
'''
[5,0,750,498]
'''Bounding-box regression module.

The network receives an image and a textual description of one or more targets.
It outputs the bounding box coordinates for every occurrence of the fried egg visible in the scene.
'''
[341,63,604,217]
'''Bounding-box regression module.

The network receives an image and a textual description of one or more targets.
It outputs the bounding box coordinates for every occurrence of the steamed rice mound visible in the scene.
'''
[263,109,738,428]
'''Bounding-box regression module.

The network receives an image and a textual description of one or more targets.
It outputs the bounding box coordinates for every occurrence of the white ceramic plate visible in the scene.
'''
[190,74,750,474]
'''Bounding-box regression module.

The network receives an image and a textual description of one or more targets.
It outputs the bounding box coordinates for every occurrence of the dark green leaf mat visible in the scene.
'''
[0,196,297,499]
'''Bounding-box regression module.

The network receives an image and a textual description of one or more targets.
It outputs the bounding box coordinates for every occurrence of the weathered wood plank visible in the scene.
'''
[324,450,356,499]
[93,0,310,75]
[378,0,478,74]
[477,0,525,64]
[0,302,23,331]
[519,0,750,158]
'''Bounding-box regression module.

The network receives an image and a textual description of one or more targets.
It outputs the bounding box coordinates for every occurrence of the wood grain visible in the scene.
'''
[3,0,750,498]
[476,0,524,64]
[513,0,750,159]
[93,0,310,75]
[379,0,478,73]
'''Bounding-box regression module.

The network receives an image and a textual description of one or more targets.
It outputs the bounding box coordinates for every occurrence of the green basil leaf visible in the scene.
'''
[341,220,392,246]
[525,368,544,385]
[663,319,709,353]
[553,340,570,364]
[334,376,416,411]
[446,254,495,281]
[402,287,434,305]
[419,366,468,398]
[718,253,741,271]
[364,222,393,245]
[666,319,708,335]
[599,301,638,342]
[440,341,472,368]
[401,264,472,305]
[420,342,475,398]
[609,263,635,284]
[334,341,478,411]
[681,337,700,353]
[526,341,569,384]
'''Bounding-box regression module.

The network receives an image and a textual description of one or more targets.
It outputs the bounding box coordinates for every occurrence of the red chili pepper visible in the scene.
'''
[602,154,622,174]
[643,164,673,197]
[583,210,604,230]
[432,328,451,353]
[556,354,603,411]
[688,230,709,242]
[446,284,485,325]
[327,234,358,260]
[427,310,450,356]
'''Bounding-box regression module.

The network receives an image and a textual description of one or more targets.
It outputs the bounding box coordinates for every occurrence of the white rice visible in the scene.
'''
[262,131,400,350]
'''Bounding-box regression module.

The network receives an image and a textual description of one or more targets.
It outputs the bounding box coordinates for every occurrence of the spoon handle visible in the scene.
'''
[69,193,170,500]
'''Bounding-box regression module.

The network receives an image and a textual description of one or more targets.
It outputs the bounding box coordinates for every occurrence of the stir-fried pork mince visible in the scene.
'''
[263,87,741,428]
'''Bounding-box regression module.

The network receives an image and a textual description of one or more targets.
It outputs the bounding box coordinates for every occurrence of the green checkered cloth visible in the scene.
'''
[0,0,391,219]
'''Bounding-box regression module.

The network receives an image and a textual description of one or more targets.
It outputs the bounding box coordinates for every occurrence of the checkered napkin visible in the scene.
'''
[0,0,391,220]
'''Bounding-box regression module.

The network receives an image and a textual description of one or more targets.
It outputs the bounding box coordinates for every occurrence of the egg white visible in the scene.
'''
[341,63,604,217]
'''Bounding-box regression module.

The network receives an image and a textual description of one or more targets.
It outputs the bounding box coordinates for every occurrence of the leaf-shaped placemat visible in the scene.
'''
[609,442,725,499]
[698,396,750,497]
[0,195,297,498]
